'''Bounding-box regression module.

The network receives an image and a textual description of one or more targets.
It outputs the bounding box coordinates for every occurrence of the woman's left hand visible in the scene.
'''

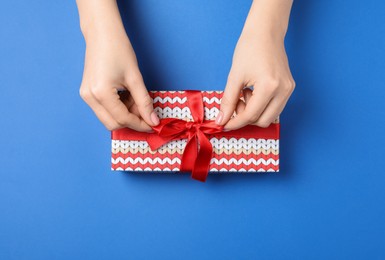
[216,0,295,130]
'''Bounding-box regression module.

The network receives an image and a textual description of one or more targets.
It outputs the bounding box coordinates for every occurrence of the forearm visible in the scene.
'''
[76,0,127,43]
[242,0,294,42]
[219,0,295,129]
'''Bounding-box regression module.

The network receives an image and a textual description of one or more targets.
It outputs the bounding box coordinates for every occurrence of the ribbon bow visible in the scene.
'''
[146,90,223,182]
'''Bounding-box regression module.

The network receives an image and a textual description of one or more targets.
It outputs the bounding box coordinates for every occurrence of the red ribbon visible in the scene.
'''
[111,90,280,182]
[146,90,224,182]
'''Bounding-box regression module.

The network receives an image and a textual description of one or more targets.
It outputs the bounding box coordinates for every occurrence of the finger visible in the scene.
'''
[224,86,274,131]
[252,95,289,127]
[125,76,159,126]
[217,76,243,125]
[126,102,141,117]
[80,88,120,130]
[119,90,141,117]
[92,105,122,131]
[235,99,246,115]
[93,87,152,132]
[242,87,252,104]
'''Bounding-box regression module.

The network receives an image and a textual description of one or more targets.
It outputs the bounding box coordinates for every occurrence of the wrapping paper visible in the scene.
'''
[111,90,279,181]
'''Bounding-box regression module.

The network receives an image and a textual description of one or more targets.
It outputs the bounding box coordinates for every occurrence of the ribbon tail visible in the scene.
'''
[180,135,198,172]
[191,131,213,182]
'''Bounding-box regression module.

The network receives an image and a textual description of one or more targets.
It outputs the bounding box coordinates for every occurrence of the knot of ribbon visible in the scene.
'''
[146,90,223,182]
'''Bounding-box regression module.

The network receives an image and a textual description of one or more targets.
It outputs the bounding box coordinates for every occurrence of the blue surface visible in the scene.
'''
[1,0,385,259]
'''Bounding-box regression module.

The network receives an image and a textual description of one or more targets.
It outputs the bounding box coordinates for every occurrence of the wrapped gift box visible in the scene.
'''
[111,90,279,182]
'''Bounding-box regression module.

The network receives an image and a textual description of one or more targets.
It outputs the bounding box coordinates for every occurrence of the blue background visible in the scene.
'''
[1,0,384,259]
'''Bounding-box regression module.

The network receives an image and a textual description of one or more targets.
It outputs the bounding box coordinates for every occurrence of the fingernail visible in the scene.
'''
[215,111,223,125]
[150,111,160,125]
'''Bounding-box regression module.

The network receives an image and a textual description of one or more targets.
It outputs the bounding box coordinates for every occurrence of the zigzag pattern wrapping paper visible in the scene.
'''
[111,91,279,173]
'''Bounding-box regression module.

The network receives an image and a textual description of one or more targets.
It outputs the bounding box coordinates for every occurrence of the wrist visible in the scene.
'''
[77,0,128,44]
[241,0,293,43]
[81,21,128,46]
[240,25,285,46]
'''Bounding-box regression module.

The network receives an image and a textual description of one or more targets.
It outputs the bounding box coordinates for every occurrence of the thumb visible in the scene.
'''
[126,76,159,127]
[216,76,243,125]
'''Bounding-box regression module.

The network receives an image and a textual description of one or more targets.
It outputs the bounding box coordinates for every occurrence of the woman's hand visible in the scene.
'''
[216,0,295,130]
[77,0,159,132]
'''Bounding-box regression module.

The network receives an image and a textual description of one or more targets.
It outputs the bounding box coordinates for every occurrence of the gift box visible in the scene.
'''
[111,90,279,182]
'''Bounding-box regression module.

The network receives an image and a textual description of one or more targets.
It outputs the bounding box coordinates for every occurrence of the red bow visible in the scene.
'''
[146,90,223,182]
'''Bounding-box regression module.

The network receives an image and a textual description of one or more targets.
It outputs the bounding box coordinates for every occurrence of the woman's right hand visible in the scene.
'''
[77,0,159,132]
